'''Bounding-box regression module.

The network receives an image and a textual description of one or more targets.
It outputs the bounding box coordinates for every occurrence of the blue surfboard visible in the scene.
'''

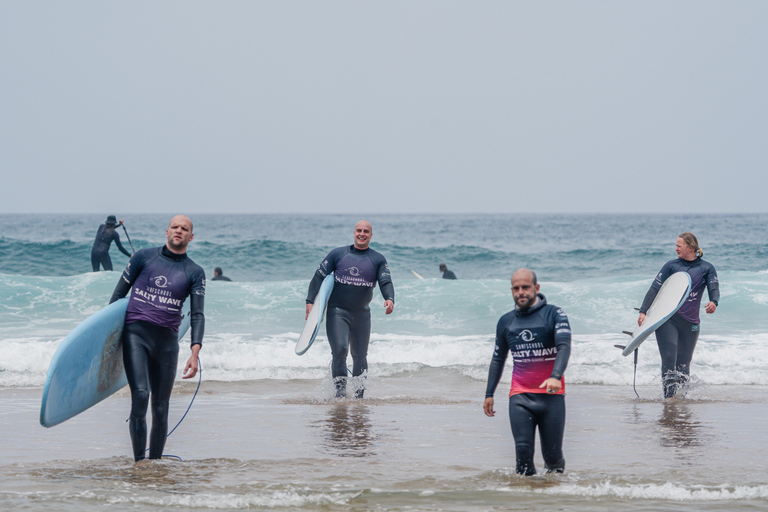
[295,274,334,355]
[40,298,191,427]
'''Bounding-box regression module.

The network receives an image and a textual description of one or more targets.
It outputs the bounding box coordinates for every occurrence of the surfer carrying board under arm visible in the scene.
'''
[638,232,719,399]
[109,215,206,462]
[305,220,395,399]
[483,269,571,476]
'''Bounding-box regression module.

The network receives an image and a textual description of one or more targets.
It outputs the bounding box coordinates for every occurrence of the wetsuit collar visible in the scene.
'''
[161,245,188,262]
[349,244,369,254]
[515,293,547,316]
[678,256,701,266]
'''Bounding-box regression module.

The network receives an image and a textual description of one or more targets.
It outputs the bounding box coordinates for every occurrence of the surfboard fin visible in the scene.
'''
[634,308,640,311]
[622,331,633,336]
[614,344,626,350]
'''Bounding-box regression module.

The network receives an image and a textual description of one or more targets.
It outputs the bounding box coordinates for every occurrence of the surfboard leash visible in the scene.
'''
[167,357,203,438]
[138,357,203,462]
[631,348,640,399]
[614,343,641,399]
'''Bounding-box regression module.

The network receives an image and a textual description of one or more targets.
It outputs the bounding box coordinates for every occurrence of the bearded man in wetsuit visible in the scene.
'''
[305,220,395,398]
[91,215,132,271]
[483,269,571,476]
[109,215,205,462]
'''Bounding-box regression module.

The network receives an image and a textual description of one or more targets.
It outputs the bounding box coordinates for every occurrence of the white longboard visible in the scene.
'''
[621,271,692,357]
[295,274,334,355]
[411,269,424,279]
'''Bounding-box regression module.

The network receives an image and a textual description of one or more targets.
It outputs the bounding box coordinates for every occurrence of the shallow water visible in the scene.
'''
[3,377,768,511]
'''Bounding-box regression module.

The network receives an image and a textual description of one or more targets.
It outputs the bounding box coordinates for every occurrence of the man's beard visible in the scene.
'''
[515,295,535,310]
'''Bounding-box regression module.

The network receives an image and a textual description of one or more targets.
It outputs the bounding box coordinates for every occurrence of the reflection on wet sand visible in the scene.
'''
[28,455,218,492]
[657,400,707,450]
[312,404,377,458]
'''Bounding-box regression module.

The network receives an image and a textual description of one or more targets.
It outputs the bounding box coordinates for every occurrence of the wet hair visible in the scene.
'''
[678,232,703,257]
[439,263,447,271]
[214,267,223,276]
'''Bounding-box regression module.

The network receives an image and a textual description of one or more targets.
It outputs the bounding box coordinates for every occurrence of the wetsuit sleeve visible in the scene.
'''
[639,262,673,314]
[485,317,510,398]
[188,266,206,346]
[639,287,659,315]
[189,294,205,347]
[377,256,395,303]
[109,252,145,304]
[112,231,132,257]
[706,263,720,305]
[306,248,340,304]
[550,308,571,380]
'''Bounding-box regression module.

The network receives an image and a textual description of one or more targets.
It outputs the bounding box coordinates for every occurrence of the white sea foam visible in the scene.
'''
[2,267,768,388]
[536,480,768,501]
[103,489,359,508]
[6,329,768,388]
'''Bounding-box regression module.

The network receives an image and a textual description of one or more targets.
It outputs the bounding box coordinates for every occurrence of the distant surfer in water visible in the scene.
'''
[484,268,571,475]
[109,215,206,462]
[305,220,395,398]
[211,267,232,281]
[91,215,132,271]
[439,263,457,280]
[638,232,719,399]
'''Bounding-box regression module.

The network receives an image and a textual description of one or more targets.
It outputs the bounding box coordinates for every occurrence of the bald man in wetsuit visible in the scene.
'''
[483,269,571,475]
[110,215,205,462]
[305,220,395,398]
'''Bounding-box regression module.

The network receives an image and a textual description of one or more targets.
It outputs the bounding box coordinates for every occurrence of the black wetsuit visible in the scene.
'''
[211,275,232,281]
[640,257,719,398]
[306,245,394,397]
[91,224,131,271]
[110,246,205,461]
[485,294,571,475]
[442,269,457,280]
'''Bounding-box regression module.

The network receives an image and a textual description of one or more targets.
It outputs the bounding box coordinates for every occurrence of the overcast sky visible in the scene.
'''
[1,1,766,214]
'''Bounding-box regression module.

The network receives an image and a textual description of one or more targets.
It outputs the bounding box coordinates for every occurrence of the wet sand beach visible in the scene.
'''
[2,373,768,511]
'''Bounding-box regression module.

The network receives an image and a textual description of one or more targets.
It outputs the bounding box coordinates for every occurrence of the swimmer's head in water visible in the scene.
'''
[353,220,373,250]
[214,267,223,276]
[439,263,447,272]
[677,232,703,259]
[511,268,539,310]
[166,215,194,253]
[106,215,117,226]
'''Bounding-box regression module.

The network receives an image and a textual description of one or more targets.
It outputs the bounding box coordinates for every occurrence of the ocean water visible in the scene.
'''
[1,213,768,511]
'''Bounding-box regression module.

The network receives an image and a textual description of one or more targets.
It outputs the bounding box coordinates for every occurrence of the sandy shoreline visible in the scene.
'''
[3,377,768,511]
[3,376,767,469]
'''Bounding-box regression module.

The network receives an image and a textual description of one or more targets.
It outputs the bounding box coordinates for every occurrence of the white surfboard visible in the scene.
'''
[411,269,424,280]
[621,271,692,357]
[295,274,334,355]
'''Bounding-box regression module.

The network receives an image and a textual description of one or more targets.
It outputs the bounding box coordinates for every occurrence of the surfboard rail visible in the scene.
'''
[295,273,334,355]
[621,272,692,357]
[40,298,191,427]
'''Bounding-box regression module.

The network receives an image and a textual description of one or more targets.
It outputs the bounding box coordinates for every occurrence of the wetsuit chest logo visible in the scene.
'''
[154,275,170,288]
[520,330,535,342]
